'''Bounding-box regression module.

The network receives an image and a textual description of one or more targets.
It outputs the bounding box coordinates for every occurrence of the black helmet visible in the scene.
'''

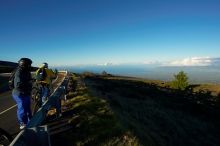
[18,58,32,68]
[42,62,48,68]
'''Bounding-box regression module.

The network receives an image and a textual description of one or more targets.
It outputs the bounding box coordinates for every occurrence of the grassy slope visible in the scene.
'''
[51,74,140,146]
[84,75,220,146]
[52,73,220,146]
[105,76,220,96]
[191,84,220,96]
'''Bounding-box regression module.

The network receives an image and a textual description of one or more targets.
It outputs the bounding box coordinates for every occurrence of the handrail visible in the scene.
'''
[10,71,68,146]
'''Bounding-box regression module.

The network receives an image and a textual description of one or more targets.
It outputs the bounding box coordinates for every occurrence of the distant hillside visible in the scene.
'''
[0,60,18,67]
[0,60,38,73]
[0,60,18,73]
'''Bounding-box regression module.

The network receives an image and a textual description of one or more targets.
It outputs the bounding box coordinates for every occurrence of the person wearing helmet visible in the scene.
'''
[35,62,55,105]
[12,58,33,130]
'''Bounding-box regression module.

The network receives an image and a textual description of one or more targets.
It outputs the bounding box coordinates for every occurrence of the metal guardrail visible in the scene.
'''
[10,71,69,146]
[9,126,50,146]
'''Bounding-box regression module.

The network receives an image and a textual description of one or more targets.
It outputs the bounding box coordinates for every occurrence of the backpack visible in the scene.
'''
[36,68,47,81]
[8,68,17,89]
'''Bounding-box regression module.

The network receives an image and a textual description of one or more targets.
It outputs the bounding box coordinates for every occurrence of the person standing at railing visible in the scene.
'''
[35,63,55,105]
[12,58,33,130]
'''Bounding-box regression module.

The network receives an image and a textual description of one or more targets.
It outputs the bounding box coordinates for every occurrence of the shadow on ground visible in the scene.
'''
[51,75,140,146]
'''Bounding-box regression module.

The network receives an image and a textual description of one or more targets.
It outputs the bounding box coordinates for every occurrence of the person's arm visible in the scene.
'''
[26,71,32,94]
[14,69,24,90]
[35,68,40,76]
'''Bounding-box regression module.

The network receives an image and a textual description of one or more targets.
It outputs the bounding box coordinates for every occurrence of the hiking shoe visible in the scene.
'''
[59,113,62,117]
[19,124,26,130]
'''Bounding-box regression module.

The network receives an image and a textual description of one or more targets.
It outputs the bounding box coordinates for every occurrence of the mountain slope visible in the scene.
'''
[52,73,220,146]
[0,60,18,67]
[0,60,18,73]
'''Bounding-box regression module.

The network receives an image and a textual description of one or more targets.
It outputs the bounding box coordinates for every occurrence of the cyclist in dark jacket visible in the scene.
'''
[12,58,33,130]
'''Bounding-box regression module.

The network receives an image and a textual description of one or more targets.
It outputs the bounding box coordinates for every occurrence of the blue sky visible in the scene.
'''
[0,0,220,67]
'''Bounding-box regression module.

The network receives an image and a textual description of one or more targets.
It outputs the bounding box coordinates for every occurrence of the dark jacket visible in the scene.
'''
[12,67,32,96]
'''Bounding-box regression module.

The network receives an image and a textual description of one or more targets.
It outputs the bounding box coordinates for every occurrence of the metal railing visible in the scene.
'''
[10,71,69,146]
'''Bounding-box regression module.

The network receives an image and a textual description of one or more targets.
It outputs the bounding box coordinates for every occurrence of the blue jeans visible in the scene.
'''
[12,94,32,125]
[41,85,49,104]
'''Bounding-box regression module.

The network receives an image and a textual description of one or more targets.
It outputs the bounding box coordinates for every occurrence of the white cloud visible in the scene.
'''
[165,57,214,66]
[142,57,218,66]
[209,58,220,66]
[143,60,161,65]
[96,62,117,66]
[53,57,220,67]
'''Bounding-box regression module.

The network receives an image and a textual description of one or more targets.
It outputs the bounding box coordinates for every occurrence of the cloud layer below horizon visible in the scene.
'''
[113,57,220,67]
[50,57,220,67]
[166,57,220,66]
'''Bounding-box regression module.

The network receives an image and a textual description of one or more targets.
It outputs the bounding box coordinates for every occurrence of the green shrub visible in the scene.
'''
[171,71,189,90]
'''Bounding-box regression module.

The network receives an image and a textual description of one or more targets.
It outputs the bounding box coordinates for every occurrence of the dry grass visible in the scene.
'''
[50,73,220,146]
[191,84,220,96]
[84,74,220,146]
[51,74,141,146]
